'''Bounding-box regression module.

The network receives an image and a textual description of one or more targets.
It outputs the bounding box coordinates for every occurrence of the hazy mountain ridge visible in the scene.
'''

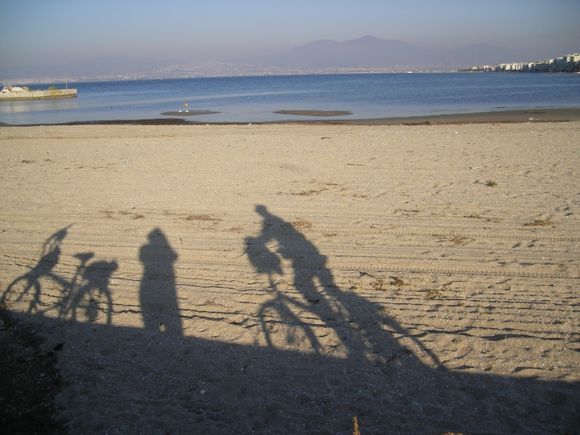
[2,36,529,81]
[256,35,436,68]
[249,36,524,69]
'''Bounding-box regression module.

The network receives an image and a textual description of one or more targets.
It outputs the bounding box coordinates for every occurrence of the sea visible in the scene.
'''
[1,72,579,125]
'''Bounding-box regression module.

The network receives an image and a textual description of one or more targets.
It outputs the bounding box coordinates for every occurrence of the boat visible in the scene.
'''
[0,85,78,101]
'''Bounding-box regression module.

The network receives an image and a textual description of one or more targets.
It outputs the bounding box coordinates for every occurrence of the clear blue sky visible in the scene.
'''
[1,0,579,73]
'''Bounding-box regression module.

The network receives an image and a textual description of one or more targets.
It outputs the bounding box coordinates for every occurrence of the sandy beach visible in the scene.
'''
[1,121,579,432]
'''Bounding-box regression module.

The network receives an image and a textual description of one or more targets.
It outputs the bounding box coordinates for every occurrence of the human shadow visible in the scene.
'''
[1,227,116,324]
[139,228,182,335]
[246,205,440,366]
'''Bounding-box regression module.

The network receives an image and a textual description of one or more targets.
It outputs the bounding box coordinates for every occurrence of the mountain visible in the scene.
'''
[248,36,527,70]
[2,36,531,82]
[254,35,437,69]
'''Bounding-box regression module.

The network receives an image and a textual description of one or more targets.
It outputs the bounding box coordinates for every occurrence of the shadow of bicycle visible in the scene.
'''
[1,227,116,325]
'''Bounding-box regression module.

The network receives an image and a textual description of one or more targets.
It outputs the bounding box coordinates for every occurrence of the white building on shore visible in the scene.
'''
[469,52,580,73]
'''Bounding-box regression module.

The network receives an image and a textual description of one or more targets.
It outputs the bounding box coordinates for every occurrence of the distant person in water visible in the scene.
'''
[139,228,182,335]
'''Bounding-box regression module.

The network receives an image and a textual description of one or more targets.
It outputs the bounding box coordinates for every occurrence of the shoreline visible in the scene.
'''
[2,107,580,127]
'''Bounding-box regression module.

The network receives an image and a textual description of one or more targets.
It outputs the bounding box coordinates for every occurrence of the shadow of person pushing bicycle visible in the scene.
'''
[243,205,580,432]
[245,205,441,367]
[2,226,116,325]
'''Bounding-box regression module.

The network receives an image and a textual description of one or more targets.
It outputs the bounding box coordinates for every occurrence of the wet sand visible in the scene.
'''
[0,121,578,433]
[335,107,580,125]
[274,109,352,116]
[160,110,220,117]
[2,107,580,127]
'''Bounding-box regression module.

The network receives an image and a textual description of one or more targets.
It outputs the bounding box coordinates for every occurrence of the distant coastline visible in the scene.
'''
[3,36,578,83]
[4,68,459,86]
[5,65,578,88]
[464,52,580,73]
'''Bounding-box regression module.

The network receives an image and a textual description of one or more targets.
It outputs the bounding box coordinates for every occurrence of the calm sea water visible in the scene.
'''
[1,73,579,124]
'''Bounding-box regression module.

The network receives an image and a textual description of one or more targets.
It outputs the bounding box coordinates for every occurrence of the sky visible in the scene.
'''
[1,0,579,76]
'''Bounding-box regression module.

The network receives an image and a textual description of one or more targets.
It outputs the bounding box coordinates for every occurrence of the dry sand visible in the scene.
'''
[0,121,578,433]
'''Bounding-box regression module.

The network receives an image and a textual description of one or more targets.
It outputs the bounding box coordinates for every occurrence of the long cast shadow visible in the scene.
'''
[139,228,182,335]
[243,205,579,432]
[2,222,579,433]
[246,205,440,366]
